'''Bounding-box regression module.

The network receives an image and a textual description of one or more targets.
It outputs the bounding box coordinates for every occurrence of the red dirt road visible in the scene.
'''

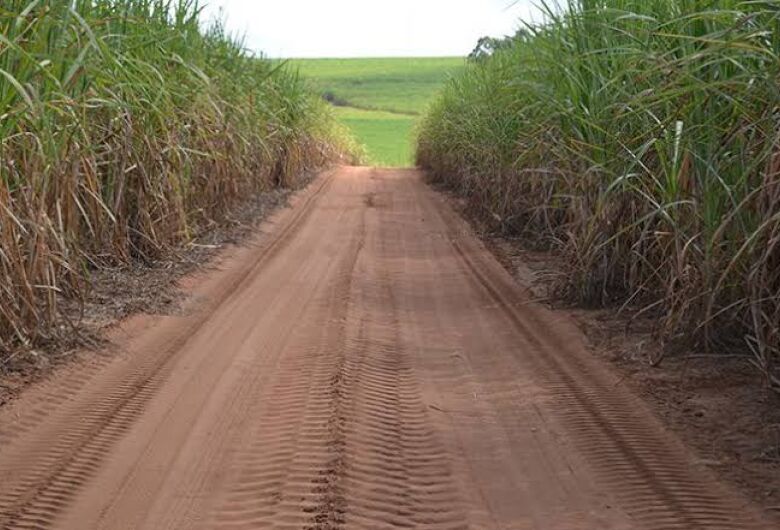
[0,167,772,529]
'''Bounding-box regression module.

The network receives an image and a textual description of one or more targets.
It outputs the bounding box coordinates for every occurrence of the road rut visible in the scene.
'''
[0,167,772,529]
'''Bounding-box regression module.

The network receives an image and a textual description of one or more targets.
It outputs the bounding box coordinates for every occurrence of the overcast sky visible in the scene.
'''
[200,0,543,58]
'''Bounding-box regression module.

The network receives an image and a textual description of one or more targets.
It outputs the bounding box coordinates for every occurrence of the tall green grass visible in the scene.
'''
[417,0,780,387]
[0,0,355,354]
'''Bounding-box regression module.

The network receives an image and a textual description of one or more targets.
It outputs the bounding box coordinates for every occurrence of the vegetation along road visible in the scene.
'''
[2,1,780,529]
[0,167,773,529]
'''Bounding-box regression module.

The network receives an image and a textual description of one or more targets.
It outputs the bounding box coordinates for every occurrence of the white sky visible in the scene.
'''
[200,1,543,58]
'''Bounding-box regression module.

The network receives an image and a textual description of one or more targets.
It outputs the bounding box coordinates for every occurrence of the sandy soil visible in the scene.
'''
[471,222,780,518]
[0,183,295,408]
[0,167,773,529]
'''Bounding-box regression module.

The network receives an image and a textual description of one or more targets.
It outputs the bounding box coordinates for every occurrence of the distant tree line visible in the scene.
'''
[469,29,531,61]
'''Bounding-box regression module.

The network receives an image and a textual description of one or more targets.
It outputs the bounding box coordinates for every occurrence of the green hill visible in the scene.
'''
[292,57,463,166]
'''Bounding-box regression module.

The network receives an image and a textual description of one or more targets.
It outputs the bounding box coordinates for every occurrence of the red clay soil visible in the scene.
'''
[0,167,775,529]
[480,231,780,519]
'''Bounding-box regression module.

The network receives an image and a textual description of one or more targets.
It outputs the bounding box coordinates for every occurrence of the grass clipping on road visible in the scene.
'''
[0,0,357,358]
[417,0,780,388]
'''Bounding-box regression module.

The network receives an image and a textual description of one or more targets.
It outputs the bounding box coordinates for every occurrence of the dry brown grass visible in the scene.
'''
[0,1,356,359]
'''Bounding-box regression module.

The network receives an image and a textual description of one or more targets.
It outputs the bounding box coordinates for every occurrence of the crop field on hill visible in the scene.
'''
[333,107,415,167]
[293,57,463,166]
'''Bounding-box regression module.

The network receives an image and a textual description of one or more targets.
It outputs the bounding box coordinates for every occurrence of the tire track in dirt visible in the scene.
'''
[327,232,465,529]
[208,172,464,529]
[206,207,363,529]
[459,252,758,529]
[425,181,766,529]
[0,173,336,530]
[0,166,774,529]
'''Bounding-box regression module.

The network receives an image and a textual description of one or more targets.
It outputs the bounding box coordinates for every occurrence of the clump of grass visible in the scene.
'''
[417,0,780,388]
[0,0,356,356]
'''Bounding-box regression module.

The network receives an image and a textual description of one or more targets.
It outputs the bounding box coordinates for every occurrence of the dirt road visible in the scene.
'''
[0,167,771,529]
